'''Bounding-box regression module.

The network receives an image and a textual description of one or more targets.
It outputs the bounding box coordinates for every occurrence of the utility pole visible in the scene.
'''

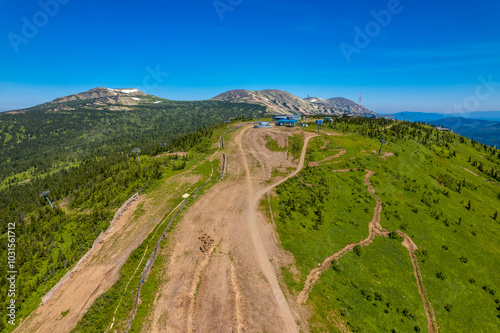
[358,93,363,116]
[132,148,141,162]
[378,139,386,156]
[39,191,54,209]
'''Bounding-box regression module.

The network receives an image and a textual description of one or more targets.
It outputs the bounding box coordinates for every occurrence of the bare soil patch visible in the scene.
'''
[145,127,316,333]
[154,151,188,158]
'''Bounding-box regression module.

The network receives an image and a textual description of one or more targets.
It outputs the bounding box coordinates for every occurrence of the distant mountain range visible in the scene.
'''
[390,111,500,122]
[385,111,500,146]
[3,88,374,117]
[4,88,166,113]
[0,87,266,181]
[211,89,374,116]
[429,117,500,147]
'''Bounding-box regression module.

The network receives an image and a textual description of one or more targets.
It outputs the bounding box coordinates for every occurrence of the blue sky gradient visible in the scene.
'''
[1,0,499,113]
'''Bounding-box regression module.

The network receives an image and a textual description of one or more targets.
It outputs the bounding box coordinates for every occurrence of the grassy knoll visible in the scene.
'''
[271,168,375,281]
[310,237,427,333]
[271,118,500,332]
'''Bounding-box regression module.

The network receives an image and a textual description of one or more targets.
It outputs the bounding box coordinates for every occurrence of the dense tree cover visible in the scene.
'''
[324,118,500,181]
[0,98,261,327]
[0,100,265,182]
[0,125,223,325]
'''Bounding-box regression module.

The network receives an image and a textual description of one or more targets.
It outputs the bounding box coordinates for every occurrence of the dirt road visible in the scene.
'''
[145,126,315,333]
[14,173,200,333]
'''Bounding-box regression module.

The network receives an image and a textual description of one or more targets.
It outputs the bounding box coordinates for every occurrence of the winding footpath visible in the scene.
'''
[308,149,346,167]
[297,169,388,304]
[295,149,438,332]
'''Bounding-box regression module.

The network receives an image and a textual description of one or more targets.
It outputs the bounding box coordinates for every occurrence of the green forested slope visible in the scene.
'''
[0,99,265,183]
[271,118,500,332]
[0,96,264,329]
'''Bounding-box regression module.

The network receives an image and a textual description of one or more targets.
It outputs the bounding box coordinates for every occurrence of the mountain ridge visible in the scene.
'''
[3,87,375,116]
[211,89,374,116]
[4,87,166,113]
[430,117,500,147]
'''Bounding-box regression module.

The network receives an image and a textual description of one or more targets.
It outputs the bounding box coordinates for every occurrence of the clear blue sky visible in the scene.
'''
[1,0,499,113]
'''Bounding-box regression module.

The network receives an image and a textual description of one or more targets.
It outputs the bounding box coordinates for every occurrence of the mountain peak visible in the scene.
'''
[212,89,374,116]
[51,87,147,104]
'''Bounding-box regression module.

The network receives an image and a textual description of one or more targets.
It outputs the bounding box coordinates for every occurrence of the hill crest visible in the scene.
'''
[212,89,374,116]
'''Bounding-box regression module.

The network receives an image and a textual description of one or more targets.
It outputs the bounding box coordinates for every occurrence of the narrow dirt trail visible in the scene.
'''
[229,264,244,333]
[397,231,439,333]
[296,168,438,332]
[297,169,387,304]
[308,149,346,167]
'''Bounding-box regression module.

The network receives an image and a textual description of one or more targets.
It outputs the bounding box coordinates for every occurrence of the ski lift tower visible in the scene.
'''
[132,148,141,162]
[39,190,54,208]
[378,139,386,156]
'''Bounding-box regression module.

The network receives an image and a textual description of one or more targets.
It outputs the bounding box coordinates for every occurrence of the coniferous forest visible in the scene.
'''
[0,99,265,328]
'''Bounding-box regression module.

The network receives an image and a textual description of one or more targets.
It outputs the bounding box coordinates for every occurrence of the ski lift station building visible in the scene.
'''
[275,119,298,127]
[273,114,301,121]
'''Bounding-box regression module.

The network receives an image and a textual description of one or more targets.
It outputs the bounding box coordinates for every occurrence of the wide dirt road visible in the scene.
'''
[14,172,200,333]
[145,126,315,333]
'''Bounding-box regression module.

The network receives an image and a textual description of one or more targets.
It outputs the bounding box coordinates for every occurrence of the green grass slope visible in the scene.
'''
[271,118,500,332]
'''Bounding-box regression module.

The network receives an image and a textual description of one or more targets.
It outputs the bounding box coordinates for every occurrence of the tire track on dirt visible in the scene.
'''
[230,264,244,333]
[186,249,214,333]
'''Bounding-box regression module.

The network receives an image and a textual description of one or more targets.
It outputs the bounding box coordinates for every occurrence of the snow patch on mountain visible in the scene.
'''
[107,88,139,94]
